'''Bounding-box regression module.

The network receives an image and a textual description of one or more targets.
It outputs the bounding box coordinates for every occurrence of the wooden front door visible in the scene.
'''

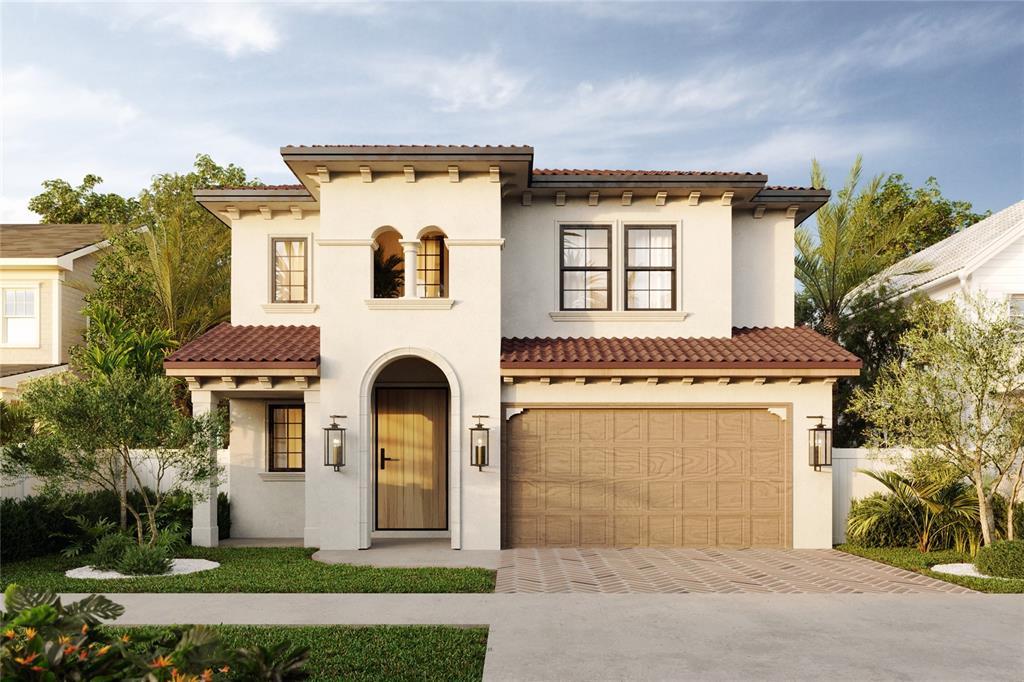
[375,387,448,530]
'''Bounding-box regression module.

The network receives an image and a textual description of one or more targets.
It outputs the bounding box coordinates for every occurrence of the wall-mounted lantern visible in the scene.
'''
[469,415,490,470]
[807,416,832,471]
[324,415,346,470]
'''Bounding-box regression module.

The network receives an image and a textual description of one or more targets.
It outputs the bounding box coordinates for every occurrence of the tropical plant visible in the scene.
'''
[115,544,173,576]
[848,469,978,553]
[75,303,175,378]
[5,369,224,546]
[851,293,1024,546]
[374,250,405,298]
[91,533,135,571]
[846,492,918,549]
[795,156,933,340]
[55,515,119,560]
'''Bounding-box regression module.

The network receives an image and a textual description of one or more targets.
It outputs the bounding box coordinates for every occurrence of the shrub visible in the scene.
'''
[846,493,918,548]
[91,533,135,570]
[975,540,1024,579]
[218,491,231,540]
[0,584,309,680]
[116,544,173,576]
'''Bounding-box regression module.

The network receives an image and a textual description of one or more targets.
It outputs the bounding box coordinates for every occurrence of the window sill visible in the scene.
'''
[549,311,688,322]
[365,298,455,310]
[261,303,319,314]
[258,472,305,482]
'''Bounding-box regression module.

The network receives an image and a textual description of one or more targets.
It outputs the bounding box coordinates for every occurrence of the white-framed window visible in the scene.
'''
[1010,294,1024,319]
[271,237,309,303]
[1,285,40,347]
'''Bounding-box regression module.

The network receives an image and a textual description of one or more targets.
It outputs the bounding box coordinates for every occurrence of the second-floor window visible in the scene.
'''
[625,226,676,310]
[1,286,39,347]
[272,238,308,303]
[268,405,304,472]
[560,225,610,310]
[417,235,446,298]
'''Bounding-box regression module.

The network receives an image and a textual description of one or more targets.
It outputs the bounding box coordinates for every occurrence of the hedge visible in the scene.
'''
[975,540,1024,579]
[1,490,229,563]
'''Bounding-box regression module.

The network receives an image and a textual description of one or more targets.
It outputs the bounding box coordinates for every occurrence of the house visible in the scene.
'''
[164,144,861,551]
[0,223,108,399]
[874,199,1024,310]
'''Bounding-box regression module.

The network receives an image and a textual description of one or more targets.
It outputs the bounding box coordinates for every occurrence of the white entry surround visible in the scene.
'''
[169,145,857,551]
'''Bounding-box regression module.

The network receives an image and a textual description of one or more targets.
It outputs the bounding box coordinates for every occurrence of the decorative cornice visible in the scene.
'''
[364,298,456,310]
[261,303,319,314]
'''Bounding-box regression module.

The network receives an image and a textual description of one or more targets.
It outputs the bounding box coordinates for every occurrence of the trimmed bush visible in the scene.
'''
[1,489,231,562]
[91,533,135,570]
[116,544,172,576]
[975,540,1024,579]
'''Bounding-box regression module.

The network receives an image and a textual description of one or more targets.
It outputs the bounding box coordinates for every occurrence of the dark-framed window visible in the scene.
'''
[417,236,446,298]
[625,226,676,310]
[560,225,611,310]
[268,404,305,471]
[272,238,308,303]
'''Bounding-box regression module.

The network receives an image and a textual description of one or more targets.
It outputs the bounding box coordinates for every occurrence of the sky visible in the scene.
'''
[2,1,1022,223]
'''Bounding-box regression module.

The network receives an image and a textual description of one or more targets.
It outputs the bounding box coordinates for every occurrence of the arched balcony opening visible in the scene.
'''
[416,227,449,299]
[372,227,404,298]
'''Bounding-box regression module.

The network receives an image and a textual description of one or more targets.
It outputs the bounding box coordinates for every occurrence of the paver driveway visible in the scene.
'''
[494,547,972,593]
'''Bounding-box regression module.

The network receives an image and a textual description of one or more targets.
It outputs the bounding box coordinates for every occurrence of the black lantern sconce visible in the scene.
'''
[469,415,490,471]
[807,416,832,471]
[324,415,346,471]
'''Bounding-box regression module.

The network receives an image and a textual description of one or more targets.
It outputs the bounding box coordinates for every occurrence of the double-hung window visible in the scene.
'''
[1010,294,1024,319]
[417,235,446,298]
[560,225,611,310]
[268,405,304,472]
[625,226,676,310]
[272,238,308,303]
[1,286,39,346]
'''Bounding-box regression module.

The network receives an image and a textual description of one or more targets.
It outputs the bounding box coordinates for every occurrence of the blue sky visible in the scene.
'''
[2,1,1022,222]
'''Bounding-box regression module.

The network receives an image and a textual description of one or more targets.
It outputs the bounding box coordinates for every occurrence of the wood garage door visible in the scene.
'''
[503,408,791,548]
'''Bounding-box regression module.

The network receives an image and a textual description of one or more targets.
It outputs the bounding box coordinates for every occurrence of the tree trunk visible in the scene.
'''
[975,472,994,546]
[119,463,128,530]
[1009,501,1016,542]
[821,312,841,341]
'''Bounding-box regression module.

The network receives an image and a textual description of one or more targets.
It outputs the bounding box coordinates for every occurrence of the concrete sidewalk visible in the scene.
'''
[67,592,1023,681]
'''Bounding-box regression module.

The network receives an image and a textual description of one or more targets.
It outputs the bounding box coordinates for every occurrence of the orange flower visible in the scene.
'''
[23,627,37,639]
[58,635,71,645]
[14,653,39,665]
[97,645,111,655]
[218,665,230,673]
[78,650,88,661]
[4,629,15,639]
[120,634,132,643]
[201,669,214,681]
[63,645,78,655]
[81,624,89,635]
[30,666,44,672]
[151,655,174,668]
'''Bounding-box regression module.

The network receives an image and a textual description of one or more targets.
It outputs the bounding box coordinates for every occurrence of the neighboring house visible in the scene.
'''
[874,199,1024,309]
[0,223,107,399]
[165,144,861,552]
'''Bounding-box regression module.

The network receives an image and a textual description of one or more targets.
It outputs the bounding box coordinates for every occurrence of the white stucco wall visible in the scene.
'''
[229,212,321,326]
[502,379,835,549]
[501,197,734,338]
[227,399,306,538]
[309,171,504,550]
[731,210,795,327]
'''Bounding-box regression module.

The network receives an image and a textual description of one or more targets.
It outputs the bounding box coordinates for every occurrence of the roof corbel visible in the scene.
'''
[489,166,501,183]
[316,166,331,184]
[259,206,272,220]
[555,192,566,206]
[448,165,460,183]
[588,191,600,206]
[291,206,304,220]
[688,191,701,206]
[225,206,241,221]
[521,191,532,206]
[753,206,767,219]
[404,166,416,183]
[621,191,633,206]
[359,166,373,183]
[785,205,800,219]
[655,191,667,206]
[721,191,734,206]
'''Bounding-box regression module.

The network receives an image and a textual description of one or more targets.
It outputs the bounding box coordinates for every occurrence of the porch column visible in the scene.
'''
[191,390,219,547]
[303,388,321,547]
[400,239,419,299]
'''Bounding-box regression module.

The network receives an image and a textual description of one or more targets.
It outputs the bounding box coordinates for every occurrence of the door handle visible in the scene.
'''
[380,448,400,470]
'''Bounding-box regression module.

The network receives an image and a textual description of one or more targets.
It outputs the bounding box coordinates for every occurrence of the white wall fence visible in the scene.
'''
[831,448,911,544]
[1,449,230,501]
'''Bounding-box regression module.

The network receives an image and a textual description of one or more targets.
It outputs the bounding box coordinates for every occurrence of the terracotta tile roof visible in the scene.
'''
[0,224,107,258]
[500,327,862,369]
[164,323,320,368]
[761,185,826,191]
[212,184,306,190]
[533,169,762,177]
[282,144,532,150]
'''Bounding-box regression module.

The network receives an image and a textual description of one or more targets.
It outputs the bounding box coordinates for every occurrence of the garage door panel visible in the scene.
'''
[504,408,790,548]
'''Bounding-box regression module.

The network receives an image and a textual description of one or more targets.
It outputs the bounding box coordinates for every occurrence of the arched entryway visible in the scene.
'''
[358,349,462,549]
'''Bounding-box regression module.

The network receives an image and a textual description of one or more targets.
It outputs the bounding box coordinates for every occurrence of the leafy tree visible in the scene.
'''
[868,174,987,263]
[5,369,224,545]
[373,250,405,298]
[27,175,139,225]
[74,302,175,378]
[795,156,931,340]
[851,294,1024,546]
[81,227,163,336]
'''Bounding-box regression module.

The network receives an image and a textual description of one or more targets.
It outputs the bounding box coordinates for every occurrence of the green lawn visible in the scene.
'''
[0,547,495,593]
[837,545,1024,594]
[107,624,489,681]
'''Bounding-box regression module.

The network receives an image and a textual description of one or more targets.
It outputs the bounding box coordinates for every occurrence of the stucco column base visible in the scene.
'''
[399,239,419,299]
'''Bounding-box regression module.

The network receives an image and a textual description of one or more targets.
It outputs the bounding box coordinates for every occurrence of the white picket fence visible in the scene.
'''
[1,449,230,501]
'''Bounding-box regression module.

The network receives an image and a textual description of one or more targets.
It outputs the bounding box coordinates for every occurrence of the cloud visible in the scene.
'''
[111,2,281,57]
[3,65,139,135]
[375,51,529,113]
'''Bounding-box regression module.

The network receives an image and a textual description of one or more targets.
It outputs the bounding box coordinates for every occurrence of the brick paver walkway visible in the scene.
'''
[494,548,973,594]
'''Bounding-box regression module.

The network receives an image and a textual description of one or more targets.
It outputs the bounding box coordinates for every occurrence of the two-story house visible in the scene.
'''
[0,223,107,399]
[164,145,861,552]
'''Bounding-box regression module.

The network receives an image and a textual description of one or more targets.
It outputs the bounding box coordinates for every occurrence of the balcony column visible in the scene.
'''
[399,239,420,299]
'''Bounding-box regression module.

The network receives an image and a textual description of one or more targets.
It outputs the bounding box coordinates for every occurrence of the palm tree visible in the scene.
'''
[374,251,405,298]
[795,156,928,340]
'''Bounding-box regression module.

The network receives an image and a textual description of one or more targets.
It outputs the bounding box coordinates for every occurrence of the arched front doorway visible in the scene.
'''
[360,351,462,547]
